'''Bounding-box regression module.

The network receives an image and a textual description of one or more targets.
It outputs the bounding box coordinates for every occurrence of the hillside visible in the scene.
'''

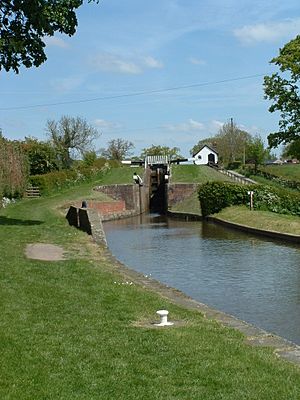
[171,164,232,183]
[259,164,300,182]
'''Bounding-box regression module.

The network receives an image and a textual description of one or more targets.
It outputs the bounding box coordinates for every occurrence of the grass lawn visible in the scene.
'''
[171,165,232,183]
[260,164,300,181]
[98,165,144,185]
[216,206,300,235]
[1,172,300,398]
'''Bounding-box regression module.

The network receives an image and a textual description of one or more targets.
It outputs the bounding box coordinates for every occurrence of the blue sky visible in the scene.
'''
[1,0,300,157]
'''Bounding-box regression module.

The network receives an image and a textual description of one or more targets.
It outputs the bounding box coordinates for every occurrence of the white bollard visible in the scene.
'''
[154,309,174,326]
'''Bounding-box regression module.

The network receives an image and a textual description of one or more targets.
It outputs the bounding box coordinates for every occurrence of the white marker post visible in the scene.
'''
[247,190,254,211]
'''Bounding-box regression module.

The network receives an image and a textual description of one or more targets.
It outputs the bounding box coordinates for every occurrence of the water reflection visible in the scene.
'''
[104,214,300,345]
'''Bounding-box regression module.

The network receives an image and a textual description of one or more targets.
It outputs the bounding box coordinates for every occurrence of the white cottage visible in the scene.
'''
[193,145,218,165]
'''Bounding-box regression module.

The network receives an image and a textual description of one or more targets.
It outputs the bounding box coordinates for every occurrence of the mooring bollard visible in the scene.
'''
[154,309,174,326]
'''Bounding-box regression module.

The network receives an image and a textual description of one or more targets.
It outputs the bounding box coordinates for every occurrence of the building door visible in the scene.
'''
[208,153,215,163]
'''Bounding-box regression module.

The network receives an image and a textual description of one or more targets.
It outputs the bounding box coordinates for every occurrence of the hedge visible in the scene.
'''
[198,181,300,217]
[28,161,115,195]
[0,137,28,201]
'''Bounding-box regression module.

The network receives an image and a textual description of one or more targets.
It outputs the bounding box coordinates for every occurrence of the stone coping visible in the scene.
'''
[208,216,300,244]
[167,210,300,244]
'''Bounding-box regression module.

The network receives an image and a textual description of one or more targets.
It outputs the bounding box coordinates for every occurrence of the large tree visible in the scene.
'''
[215,121,251,165]
[264,35,300,148]
[0,0,98,73]
[100,138,134,161]
[46,115,99,169]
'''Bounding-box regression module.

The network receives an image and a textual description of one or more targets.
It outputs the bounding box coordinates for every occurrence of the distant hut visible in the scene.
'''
[193,145,218,165]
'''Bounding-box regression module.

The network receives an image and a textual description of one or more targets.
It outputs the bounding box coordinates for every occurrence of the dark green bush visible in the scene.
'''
[198,182,252,216]
[198,181,300,217]
[227,161,242,170]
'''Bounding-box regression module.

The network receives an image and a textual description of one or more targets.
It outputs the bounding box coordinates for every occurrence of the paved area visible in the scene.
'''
[25,243,65,261]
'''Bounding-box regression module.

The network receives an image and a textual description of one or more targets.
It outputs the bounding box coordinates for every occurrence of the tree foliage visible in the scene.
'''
[21,137,59,175]
[215,121,251,165]
[46,115,99,169]
[264,35,300,148]
[100,138,134,161]
[0,0,98,73]
[282,139,300,160]
[140,145,182,159]
[190,138,218,156]
[190,121,251,166]
[246,135,267,173]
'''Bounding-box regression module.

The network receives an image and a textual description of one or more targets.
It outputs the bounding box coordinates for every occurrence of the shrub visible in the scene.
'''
[198,182,252,216]
[198,181,300,217]
[29,162,111,195]
[0,137,28,202]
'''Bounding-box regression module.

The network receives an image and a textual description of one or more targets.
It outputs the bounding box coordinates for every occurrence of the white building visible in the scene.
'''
[193,145,218,165]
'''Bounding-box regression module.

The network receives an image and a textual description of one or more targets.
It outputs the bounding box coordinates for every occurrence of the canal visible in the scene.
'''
[104,214,300,345]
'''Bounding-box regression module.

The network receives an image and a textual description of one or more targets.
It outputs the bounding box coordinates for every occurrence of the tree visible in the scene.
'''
[190,137,218,156]
[140,145,182,160]
[100,138,134,161]
[282,139,300,160]
[21,137,59,175]
[264,35,300,148]
[246,135,267,173]
[46,115,99,169]
[82,150,97,166]
[0,0,98,73]
[215,120,251,166]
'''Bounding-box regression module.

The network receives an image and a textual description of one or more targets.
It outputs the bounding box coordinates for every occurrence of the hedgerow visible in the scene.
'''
[0,137,28,201]
[29,160,116,195]
[198,181,300,217]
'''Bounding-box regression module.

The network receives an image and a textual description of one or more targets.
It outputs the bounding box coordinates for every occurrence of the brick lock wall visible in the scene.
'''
[167,183,198,207]
[75,200,126,215]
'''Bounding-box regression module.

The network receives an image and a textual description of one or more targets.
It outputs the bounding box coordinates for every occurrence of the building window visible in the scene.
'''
[198,155,202,159]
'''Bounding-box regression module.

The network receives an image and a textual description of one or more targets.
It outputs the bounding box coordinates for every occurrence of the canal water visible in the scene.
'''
[104,214,300,345]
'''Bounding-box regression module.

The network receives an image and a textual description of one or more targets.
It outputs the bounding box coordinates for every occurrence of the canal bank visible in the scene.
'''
[69,204,300,366]
[167,209,300,244]
[102,239,300,367]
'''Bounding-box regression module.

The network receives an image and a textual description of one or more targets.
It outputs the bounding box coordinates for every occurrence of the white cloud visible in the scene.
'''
[90,53,142,74]
[94,119,122,131]
[44,36,68,48]
[209,120,224,131]
[89,52,164,74]
[142,56,164,69]
[163,119,205,133]
[234,18,300,44]
[189,57,206,66]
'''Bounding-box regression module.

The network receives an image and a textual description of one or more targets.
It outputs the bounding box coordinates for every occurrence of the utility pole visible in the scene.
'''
[230,117,234,163]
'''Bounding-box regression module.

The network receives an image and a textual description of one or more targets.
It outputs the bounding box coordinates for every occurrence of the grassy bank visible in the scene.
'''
[171,165,232,183]
[259,164,300,181]
[217,205,300,235]
[1,175,300,398]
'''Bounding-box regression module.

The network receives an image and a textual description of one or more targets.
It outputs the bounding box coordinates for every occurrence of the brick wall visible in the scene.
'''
[75,200,126,215]
[167,183,198,207]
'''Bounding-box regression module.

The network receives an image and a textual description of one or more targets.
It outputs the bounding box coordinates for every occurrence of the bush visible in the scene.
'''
[29,162,112,194]
[198,181,300,217]
[0,137,28,201]
[227,161,242,170]
[198,182,252,216]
